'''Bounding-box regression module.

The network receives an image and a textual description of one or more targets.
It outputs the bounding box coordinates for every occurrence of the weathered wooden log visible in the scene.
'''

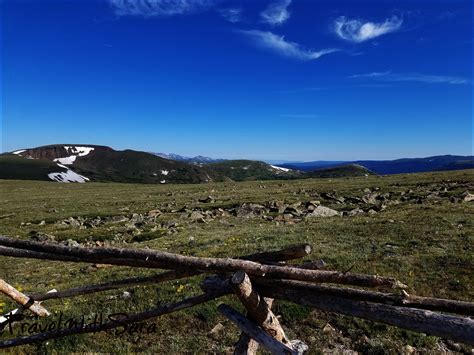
[239,244,311,262]
[0,246,171,269]
[201,276,474,316]
[0,291,224,349]
[24,245,314,301]
[255,279,474,316]
[1,243,312,268]
[29,270,196,301]
[231,271,287,343]
[0,279,49,317]
[218,304,298,355]
[234,297,275,355]
[201,276,474,345]
[0,236,405,289]
[255,281,474,346]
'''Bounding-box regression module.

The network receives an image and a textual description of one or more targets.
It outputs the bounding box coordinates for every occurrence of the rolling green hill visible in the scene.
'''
[206,159,302,181]
[72,148,223,184]
[1,145,224,184]
[307,164,376,178]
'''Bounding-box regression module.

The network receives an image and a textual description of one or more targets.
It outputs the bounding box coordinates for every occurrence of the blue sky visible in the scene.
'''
[1,0,472,160]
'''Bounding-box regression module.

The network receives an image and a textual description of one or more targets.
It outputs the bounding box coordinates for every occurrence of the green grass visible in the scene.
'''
[0,169,473,353]
[307,164,375,178]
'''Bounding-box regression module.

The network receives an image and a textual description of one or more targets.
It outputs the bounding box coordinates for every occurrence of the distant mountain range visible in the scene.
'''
[0,144,471,184]
[151,152,225,165]
[0,145,304,184]
[279,155,474,175]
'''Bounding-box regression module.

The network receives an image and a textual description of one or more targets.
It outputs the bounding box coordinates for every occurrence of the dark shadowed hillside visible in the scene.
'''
[205,159,302,181]
[307,164,375,178]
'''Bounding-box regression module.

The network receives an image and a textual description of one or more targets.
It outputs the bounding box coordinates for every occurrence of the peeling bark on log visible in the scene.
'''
[218,304,298,355]
[232,271,281,355]
[231,271,287,343]
[0,291,224,349]
[0,279,49,317]
[234,299,275,355]
[235,298,276,355]
[0,237,405,289]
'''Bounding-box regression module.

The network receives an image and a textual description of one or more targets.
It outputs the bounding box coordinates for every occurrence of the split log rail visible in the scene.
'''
[0,235,473,353]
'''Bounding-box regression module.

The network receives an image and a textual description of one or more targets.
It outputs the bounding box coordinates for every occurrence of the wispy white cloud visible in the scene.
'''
[350,71,470,85]
[334,16,402,42]
[239,30,339,61]
[260,0,291,26]
[109,0,221,17]
[218,7,242,23]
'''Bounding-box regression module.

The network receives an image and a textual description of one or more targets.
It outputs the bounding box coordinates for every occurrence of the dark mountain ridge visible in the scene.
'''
[279,155,473,175]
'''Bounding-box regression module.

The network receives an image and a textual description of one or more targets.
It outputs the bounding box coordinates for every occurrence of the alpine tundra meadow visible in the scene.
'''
[0,0,473,353]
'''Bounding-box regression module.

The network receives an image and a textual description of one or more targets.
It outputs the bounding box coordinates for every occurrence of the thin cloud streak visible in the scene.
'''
[260,0,292,26]
[109,0,221,17]
[350,71,471,85]
[218,7,242,23]
[334,16,402,42]
[239,30,339,61]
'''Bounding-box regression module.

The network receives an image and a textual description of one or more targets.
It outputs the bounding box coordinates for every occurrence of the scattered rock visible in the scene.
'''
[189,211,206,223]
[347,208,365,217]
[322,323,336,334]
[30,232,55,242]
[402,345,415,354]
[208,322,224,340]
[130,213,144,224]
[62,239,80,247]
[199,196,215,203]
[268,200,287,213]
[461,191,474,202]
[147,209,162,217]
[307,205,340,218]
[362,193,379,205]
[322,192,345,204]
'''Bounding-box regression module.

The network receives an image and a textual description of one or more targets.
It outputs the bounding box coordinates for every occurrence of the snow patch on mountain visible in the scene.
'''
[12,150,26,155]
[161,170,169,176]
[64,146,95,156]
[48,163,89,183]
[271,165,291,172]
[54,156,77,165]
[53,146,95,165]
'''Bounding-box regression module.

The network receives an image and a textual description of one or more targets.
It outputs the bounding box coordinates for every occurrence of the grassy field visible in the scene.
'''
[0,170,473,354]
